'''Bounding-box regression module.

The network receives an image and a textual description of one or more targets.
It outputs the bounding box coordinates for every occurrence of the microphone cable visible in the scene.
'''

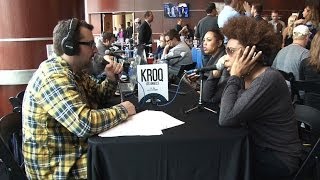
[156,73,186,107]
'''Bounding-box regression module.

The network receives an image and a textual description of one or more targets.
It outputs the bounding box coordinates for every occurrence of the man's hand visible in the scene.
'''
[103,55,123,81]
[120,101,136,116]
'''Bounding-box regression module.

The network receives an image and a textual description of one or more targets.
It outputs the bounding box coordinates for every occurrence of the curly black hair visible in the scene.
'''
[222,16,281,66]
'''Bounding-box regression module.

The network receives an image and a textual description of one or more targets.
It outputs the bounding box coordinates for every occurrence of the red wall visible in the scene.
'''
[0,0,84,116]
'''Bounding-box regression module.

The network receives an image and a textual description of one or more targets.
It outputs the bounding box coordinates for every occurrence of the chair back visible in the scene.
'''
[295,104,320,146]
[0,112,25,177]
[0,112,26,179]
[292,80,320,110]
[277,70,296,100]
[0,136,27,180]
[294,137,320,180]
[16,90,25,102]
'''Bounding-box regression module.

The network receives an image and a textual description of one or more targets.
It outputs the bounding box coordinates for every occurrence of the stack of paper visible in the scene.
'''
[98,110,184,137]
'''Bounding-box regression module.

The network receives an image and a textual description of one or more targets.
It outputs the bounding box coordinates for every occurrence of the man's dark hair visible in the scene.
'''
[101,32,115,42]
[208,29,224,42]
[206,2,216,14]
[253,3,263,14]
[224,0,232,5]
[165,29,180,41]
[144,11,153,18]
[53,19,93,56]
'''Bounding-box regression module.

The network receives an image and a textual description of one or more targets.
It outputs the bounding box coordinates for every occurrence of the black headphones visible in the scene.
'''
[61,18,79,56]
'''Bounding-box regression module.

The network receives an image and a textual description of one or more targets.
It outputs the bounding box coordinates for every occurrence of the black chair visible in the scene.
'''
[8,97,22,113]
[0,136,26,180]
[16,91,25,102]
[293,104,320,180]
[277,70,296,101]
[295,104,320,146]
[292,80,320,110]
[294,137,320,180]
[0,112,26,179]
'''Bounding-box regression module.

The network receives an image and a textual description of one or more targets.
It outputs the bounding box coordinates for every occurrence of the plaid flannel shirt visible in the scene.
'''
[22,56,128,179]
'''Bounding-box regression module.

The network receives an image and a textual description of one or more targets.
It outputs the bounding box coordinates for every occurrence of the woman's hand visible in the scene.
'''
[212,70,222,78]
[186,73,200,82]
[103,55,123,81]
[230,46,262,77]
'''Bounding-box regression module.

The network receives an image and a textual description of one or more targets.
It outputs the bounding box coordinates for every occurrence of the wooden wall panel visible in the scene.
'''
[0,0,84,38]
[0,0,84,116]
[0,41,50,70]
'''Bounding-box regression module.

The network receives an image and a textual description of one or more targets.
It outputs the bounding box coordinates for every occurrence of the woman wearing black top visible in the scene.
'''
[299,31,320,110]
[220,16,302,180]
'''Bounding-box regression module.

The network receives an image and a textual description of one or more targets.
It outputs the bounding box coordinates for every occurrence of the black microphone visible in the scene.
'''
[186,62,224,75]
[105,50,124,59]
[95,54,109,67]
[162,52,186,61]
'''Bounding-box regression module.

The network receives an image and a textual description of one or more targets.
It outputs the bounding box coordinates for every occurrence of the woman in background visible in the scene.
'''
[187,29,227,104]
[220,16,302,180]
[295,5,320,49]
[282,15,298,47]
[299,31,320,110]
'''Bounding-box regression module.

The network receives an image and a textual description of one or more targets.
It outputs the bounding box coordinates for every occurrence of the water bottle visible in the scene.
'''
[125,46,130,59]
[128,60,137,89]
[133,47,141,65]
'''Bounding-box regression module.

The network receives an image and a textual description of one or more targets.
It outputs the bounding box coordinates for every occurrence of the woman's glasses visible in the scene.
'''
[225,47,240,56]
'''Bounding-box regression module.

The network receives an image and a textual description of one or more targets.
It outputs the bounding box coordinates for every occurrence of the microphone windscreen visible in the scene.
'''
[216,62,224,70]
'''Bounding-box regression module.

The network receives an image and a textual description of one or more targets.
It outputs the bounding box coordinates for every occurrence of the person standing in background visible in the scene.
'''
[250,3,265,21]
[126,21,133,39]
[195,2,219,67]
[138,11,154,59]
[294,5,320,49]
[268,10,286,42]
[218,0,251,29]
[176,18,183,32]
[195,2,219,43]
[134,18,141,44]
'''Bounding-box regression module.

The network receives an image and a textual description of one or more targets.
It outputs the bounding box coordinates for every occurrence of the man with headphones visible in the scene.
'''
[22,18,136,179]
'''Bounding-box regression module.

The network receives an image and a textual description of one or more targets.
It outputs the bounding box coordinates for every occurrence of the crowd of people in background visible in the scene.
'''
[20,0,320,179]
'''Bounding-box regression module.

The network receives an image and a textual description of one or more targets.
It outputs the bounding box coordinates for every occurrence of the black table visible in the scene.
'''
[88,83,250,180]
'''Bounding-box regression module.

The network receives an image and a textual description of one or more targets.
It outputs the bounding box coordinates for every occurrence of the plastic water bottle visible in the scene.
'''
[128,60,137,89]
[125,46,130,59]
[133,47,141,65]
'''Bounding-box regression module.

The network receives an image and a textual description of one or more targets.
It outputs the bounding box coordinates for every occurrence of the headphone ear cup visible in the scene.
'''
[61,18,79,56]
[61,37,78,56]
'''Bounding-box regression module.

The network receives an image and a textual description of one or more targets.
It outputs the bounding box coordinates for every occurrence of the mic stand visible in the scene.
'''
[184,72,217,114]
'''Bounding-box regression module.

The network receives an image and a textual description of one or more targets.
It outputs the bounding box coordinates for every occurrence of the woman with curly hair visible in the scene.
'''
[219,16,302,179]
[299,31,320,110]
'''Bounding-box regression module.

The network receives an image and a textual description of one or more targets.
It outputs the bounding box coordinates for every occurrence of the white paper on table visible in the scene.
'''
[98,110,185,137]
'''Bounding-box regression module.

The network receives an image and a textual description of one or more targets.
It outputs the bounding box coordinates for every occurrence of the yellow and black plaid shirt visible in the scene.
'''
[22,56,128,179]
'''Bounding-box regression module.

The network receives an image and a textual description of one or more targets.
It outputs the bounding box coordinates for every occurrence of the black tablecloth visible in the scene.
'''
[88,83,250,180]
